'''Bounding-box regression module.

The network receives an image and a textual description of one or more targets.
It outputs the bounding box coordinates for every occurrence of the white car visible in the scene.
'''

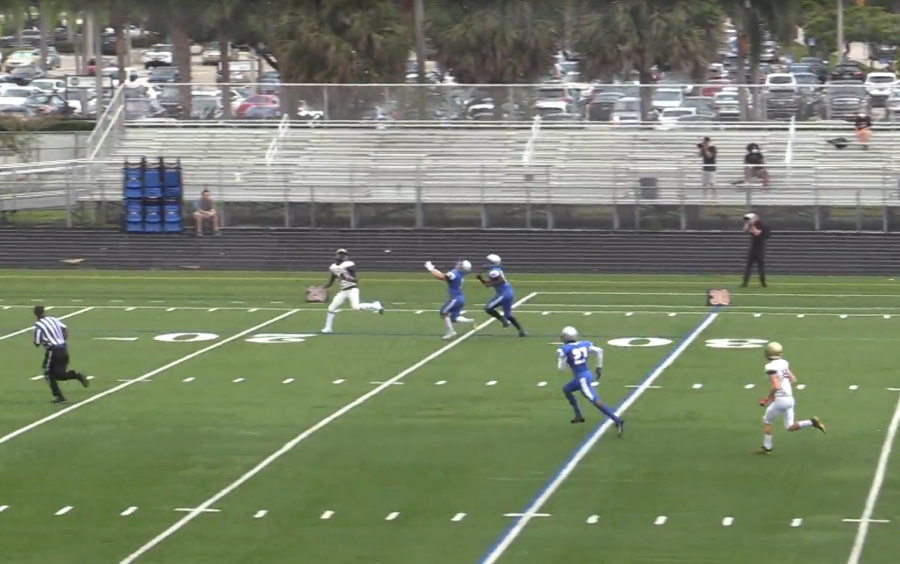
[765,73,797,92]
[654,107,697,130]
[141,44,173,69]
[652,87,684,110]
[30,79,65,92]
[5,49,35,72]
[865,72,897,99]
[0,85,40,107]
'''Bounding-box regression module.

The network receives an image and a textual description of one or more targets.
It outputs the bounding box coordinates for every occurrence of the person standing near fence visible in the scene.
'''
[698,136,717,200]
[33,305,88,404]
[741,213,771,288]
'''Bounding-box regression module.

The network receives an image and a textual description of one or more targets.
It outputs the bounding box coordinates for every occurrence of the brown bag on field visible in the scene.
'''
[306,286,327,303]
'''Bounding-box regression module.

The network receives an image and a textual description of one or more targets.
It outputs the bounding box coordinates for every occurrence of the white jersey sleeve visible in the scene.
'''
[765,358,792,397]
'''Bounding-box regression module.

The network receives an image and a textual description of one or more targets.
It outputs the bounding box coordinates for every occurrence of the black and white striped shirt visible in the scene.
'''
[34,317,67,348]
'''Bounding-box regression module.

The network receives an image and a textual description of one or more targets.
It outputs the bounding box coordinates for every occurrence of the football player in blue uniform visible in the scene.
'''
[558,326,624,435]
[425,259,475,340]
[476,254,526,337]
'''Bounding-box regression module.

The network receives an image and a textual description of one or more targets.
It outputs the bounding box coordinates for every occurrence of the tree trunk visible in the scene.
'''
[112,14,127,86]
[13,8,23,47]
[217,19,232,119]
[38,2,48,72]
[737,30,749,121]
[638,69,654,121]
[170,18,192,118]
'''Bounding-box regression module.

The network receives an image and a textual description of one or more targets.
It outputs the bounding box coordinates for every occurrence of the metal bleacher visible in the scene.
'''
[85,120,900,208]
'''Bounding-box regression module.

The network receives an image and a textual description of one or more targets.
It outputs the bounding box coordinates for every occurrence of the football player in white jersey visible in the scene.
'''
[321,249,383,333]
[758,341,825,454]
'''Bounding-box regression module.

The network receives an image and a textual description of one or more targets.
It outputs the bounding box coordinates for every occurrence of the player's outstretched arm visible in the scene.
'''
[556,349,567,371]
[425,262,446,281]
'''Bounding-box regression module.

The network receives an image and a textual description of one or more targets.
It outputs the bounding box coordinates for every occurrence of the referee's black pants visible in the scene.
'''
[742,248,767,287]
[43,345,79,398]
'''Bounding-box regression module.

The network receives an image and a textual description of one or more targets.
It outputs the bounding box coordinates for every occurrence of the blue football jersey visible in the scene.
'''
[446,268,465,298]
[488,267,512,294]
[559,340,595,375]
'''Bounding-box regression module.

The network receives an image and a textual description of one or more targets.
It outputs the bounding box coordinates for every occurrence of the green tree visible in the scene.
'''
[805,4,900,59]
[256,0,411,118]
[574,0,723,120]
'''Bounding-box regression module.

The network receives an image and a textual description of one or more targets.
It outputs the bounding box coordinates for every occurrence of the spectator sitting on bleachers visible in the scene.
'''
[742,143,769,189]
[193,189,220,236]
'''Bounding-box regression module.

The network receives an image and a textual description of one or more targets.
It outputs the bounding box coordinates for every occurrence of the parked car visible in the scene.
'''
[147,67,179,84]
[191,95,224,119]
[587,91,623,121]
[765,73,797,92]
[124,98,167,120]
[9,65,44,85]
[29,78,65,92]
[141,44,173,69]
[651,87,684,111]
[0,85,40,107]
[610,97,640,124]
[86,57,115,76]
[764,89,803,119]
[654,107,697,130]
[799,57,828,82]
[42,47,60,69]
[201,43,239,65]
[533,100,582,120]
[864,72,897,108]
[237,94,279,117]
[869,44,898,61]
[700,78,731,97]
[829,60,866,82]
[5,49,35,72]
[824,81,868,120]
[713,91,741,121]
[25,92,73,116]
[680,96,716,117]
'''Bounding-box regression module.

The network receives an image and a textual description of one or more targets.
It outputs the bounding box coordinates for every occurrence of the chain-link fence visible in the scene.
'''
[126,82,899,123]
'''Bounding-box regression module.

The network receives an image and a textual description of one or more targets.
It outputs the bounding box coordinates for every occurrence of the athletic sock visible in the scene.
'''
[797,420,813,429]
[763,434,773,449]
[596,402,621,424]
[324,312,335,330]
[444,317,454,333]
[566,393,582,418]
[486,309,504,322]
[507,316,523,331]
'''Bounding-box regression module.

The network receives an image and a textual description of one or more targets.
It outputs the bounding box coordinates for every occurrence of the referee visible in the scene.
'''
[741,213,771,288]
[33,305,88,404]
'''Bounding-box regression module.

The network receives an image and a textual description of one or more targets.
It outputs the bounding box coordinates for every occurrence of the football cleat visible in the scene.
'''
[51,396,67,404]
[518,330,527,337]
[320,328,333,334]
[76,372,89,388]
[571,416,586,424]
[811,416,826,433]
[756,446,772,455]
[616,420,625,437]
[442,332,457,341]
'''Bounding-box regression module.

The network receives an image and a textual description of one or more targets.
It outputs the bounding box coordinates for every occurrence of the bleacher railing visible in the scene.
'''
[3,160,898,230]
[140,82,894,123]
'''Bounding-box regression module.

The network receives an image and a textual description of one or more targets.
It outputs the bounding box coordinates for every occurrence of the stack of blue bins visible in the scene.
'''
[123,158,183,233]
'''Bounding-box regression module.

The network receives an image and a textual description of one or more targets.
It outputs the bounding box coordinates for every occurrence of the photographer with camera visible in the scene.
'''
[698,136,717,200]
[742,212,771,288]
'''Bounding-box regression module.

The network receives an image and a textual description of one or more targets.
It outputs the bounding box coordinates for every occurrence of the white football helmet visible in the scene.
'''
[561,326,578,342]
[457,260,472,273]
[486,254,501,266]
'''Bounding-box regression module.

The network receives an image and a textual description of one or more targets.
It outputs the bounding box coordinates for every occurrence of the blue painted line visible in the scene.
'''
[474,307,720,564]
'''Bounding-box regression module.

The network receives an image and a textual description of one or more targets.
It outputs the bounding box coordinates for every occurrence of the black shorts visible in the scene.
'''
[44,346,70,379]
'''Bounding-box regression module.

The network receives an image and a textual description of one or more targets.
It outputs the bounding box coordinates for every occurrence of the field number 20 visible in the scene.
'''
[153,333,317,343]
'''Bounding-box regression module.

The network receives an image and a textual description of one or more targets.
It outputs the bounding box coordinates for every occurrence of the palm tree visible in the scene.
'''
[427,1,561,87]
[574,0,723,120]
[205,0,241,118]
[257,0,411,119]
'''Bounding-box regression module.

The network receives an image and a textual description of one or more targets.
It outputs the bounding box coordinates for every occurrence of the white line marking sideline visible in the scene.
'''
[0,307,94,342]
[116,293,538,564]
[477,310,718,564]
[846,391,900,564]
[0,310,299,447]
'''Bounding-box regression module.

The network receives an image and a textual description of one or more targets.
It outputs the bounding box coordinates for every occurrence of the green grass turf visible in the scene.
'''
[0,270,897,564]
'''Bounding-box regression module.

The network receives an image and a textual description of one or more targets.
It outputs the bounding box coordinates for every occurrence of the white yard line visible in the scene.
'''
[0,307,94,341]
[476,309,719,564]
[116,292,538,564]
[0,309,299,447]
[542,292,900,298]
[846,392,900,564]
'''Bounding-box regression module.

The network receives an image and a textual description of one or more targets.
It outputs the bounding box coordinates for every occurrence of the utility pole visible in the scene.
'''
[837,0,844,60]
[414,0,426,84]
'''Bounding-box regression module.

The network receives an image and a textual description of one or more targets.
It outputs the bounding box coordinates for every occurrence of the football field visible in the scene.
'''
[0,270,898,564]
